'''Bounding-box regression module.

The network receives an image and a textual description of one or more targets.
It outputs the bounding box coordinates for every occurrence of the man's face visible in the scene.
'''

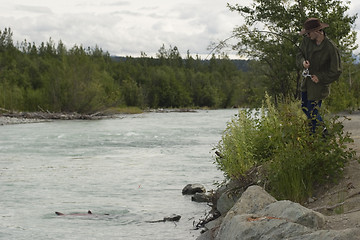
[306,31,321,40]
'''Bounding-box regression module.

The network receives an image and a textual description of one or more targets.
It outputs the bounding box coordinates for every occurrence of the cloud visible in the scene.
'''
[105,1,130,7]
[0,0,247,57]
[1,0,359,57]
[14,4,52,14]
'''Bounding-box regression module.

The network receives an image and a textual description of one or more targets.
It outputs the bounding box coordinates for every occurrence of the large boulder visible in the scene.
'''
[215,213,360,240]
[214,185,277,239]
[214,179,250,215]
[215,213,310,240]
[227,185,277,215]
[258,200,325,229]
[197,185,360,240]
[216,191,241,215]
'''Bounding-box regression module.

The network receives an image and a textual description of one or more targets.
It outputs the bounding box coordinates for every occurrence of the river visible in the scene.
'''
[0,109,239,240]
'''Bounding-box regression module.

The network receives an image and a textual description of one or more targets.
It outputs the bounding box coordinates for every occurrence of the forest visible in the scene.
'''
[0,28,264,114]
[0,20,360,114]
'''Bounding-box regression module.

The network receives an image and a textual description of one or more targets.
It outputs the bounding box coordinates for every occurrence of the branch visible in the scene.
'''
[311,190,360,212]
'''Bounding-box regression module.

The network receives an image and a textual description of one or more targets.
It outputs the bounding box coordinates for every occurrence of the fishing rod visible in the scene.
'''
[206,30,309,77]
[206,30,305,59]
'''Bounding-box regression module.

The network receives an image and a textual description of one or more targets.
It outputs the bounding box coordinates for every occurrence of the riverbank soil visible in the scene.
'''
[304,112,360,230]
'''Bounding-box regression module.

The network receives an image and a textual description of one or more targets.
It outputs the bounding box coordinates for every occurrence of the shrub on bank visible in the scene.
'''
[214,95,356,202]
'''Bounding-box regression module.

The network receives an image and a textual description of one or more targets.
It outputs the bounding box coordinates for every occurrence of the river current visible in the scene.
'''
[0,109,238,240]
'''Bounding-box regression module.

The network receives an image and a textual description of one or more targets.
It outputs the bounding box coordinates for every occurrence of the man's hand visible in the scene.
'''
[311,75,319,83]
[303,60,310,69]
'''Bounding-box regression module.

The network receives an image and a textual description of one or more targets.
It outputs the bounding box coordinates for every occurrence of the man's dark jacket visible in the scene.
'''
[297,36,342,101]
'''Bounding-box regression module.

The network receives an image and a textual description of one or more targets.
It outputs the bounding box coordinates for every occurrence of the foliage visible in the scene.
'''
[1,24,359,113]
[215,94,355,202]
[0,28,266,113]
[227,0,358,100]
[327,62,360,112]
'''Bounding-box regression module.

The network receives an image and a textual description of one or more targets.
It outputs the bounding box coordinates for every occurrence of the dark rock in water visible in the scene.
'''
[164,214,181,222]
[182,184,206,195]
[146,214,181,223]
[192,192,212,203]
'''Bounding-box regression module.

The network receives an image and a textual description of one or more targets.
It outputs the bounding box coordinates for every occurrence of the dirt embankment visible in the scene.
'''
[304,112,360,230]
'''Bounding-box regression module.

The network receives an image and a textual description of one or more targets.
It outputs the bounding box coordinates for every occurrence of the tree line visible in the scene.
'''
[1,5,360,115]
[0,28,266,113]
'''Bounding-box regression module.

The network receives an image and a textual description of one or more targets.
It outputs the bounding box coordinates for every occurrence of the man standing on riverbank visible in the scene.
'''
[297,18,342,133]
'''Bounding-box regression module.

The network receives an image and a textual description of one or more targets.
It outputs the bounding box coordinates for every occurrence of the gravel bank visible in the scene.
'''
[0,116,50,125]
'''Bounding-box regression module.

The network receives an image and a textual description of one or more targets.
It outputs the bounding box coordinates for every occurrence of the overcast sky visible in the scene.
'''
[1,0,359,58]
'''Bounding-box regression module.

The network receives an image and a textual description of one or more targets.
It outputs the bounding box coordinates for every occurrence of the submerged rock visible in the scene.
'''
[192,192,212,203]
[146,214,181,223]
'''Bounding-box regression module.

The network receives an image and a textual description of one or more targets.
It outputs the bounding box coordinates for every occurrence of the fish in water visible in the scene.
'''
[55,210,95,216]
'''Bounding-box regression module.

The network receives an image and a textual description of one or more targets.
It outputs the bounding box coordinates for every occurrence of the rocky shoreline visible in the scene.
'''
[0,108,199,126]
[0,110,116,126]
[195,185,360,240]
[190,112,360,240]
[183,180,360,240]
[0,116,49,125]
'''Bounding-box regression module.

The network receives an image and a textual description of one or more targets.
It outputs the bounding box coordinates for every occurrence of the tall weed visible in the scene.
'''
[215,95,356,202]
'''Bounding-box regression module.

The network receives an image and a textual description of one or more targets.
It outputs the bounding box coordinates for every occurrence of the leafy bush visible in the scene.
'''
[215,95,356,202]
